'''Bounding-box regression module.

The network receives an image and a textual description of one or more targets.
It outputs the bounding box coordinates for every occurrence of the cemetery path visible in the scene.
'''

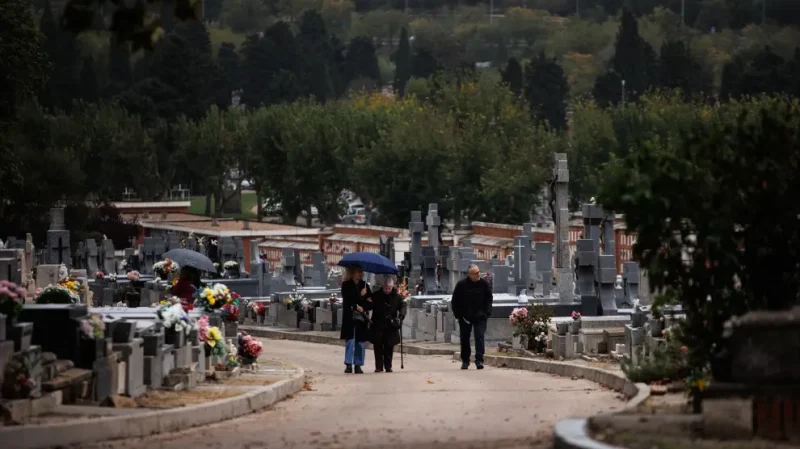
[85,339,624,449]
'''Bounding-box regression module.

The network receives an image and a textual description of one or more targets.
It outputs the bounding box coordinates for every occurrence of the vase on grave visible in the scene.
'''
[257,314,265,324]
[131,280,145,290]
[569,320,581,335]
[225,269,240,279]
[126,291,141,308]
[158,272,168,281]
[240,356,256,366]
[164,327,186,348]
[556,322,568,336]
[724,307,800,384]
[631,311,647,328]
[225,322,238,338]
[650,318,664,337]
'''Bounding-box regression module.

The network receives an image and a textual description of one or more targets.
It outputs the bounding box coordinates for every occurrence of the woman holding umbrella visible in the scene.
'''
[340,265,372,374]
[172,266,201,311]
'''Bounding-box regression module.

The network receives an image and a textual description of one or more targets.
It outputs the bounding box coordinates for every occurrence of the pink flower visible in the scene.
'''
[0,287,10,296]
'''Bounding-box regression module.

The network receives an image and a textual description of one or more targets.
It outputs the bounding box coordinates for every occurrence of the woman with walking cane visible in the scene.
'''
[340,265,372,374]
[367,275,407,373]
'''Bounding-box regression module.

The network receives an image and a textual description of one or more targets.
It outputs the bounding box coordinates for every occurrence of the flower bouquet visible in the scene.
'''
[570,311,582,334]
[196,315,209,342]
[194,283,232,312]
[94,271,105,280]
[0,354,37,399]
[508,306,550,353]
[0,280,26,326]
[286,293,306,311]
[223,261,239,270]
[328,293,339,306]
[238,333,263,366]
[204,325,226,357]
[153,259,179,279]
[221,302,240,322]
[80,313,106,339]
[35,285,80,304]
[216,339,240,371]
[158,301,193,335]
[127,271,140,281]
[248,301,266,318]
[107,273,117,282]
[59,277,86,297]
[397,281,410,301]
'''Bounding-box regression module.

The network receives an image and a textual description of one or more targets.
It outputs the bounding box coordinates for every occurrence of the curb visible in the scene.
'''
[2,368,307,449]
[554,419,625,449]
[242,325,457,356]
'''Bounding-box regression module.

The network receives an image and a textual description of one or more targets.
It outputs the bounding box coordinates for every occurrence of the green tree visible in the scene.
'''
[297,10,336,103]
[524,52,569,129]
[501,58,524,97]
[40,0,80,111]
[217,43,242,108]
[106,37,133,96]
[222,0,273,33]
[657,40,712,97]
[241,21,303,108]
[78,56,99,103]
[345,36,381,84]
[394,27,411,96]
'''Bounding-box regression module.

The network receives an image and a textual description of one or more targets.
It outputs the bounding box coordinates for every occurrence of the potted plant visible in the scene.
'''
[509,307,529,349]
[157,297,194,347]
[570,311,582,334]
[0,280,26,333]
[153,259,178,281]
[223,261,240,278]
[221,302,240,337]
[35,285,80,304]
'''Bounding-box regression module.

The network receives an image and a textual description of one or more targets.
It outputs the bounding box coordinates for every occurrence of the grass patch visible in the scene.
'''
[189,191,258,219]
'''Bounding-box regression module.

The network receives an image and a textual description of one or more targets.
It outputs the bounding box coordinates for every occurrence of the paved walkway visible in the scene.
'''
[85,339,624,449]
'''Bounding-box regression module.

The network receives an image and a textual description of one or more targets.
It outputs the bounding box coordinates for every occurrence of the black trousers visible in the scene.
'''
[373,334,395,370]
[459,317,487,364]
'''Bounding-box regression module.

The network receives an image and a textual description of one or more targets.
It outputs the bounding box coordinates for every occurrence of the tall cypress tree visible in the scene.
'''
[217,43,241,108]
[346,36,381,84]
[524,52,569,130]
[657,40,712,98]
[106,37,133,96]
[394,27,411,97]
[297,10,335,103]
[501,57,523,96]
[39,0,79,111]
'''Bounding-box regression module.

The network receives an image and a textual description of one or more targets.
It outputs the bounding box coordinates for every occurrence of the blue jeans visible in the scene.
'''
[344,332,366,366]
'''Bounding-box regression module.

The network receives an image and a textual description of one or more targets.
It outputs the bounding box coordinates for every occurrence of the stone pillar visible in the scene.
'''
[602,214,615,256]
[535,242,553,297]
[409,211,424,282]
[426,204,441,250]
[552,153,573,302]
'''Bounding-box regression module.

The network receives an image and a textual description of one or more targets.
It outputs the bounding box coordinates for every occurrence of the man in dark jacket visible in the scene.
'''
[451,264,493,369]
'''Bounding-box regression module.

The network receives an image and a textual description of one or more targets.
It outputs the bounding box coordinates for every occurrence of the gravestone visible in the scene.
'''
[235,238,246,268]
[576,239,598,316]
[280,248,299,285]
[46,208,71,268]
[0,254,20,284]
[35,265,61,288]
[602,214,615,256]
[438,246,451,293]
[622,262,640,307]
[85,239,100,273]
[74,242,86,270]
[422,246,437,293]
[535,242,553,296]
[141,238,157,276]
[491,264,511,294]
[552,154,573,303]
[220,237,239,264]
[512,235,531,294]
[596,255,618,315]
[379,235,395,263]
[582,204,605,253]
[426,204,441,249]
[166,233,181,252]
[101,240,116,274]
[409,211,424,282]
[184,236,198,251]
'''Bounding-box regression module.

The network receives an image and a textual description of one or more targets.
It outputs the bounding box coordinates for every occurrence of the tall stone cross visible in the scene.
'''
[426,204,441,249]
[552,153,573,303]
[409,211,424,281]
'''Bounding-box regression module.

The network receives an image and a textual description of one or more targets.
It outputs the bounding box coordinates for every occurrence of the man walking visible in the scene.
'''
[451,264,493,369]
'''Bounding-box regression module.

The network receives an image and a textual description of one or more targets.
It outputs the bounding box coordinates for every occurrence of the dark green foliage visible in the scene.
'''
[657,40,712,98]
[40,0,80,112]
[524,52,569,130]
[501,58,523,97]
[78,56,99,103]
[241,21,303,108]
[346,36,381,83]
[217,43,241,108]
[106,37,133,96]
[394,27,411,97]
[411,48,440,80]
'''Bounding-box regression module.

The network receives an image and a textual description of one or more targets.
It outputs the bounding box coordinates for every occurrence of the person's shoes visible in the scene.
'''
[375,368,384,373]
[385,368,393,373]
[344,365,352,373]
[476,363,484,370]
[354,366,364,374]
[461,362,469,370]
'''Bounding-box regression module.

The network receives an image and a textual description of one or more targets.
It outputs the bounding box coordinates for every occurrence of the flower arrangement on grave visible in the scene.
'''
[571,311,582,321]
[127,271,140,281]
[508,305,551,353]
[196,315,209,342]
[509,307,528,330]
[328,293,339,305]
[213,262,220,272]
[303,299,315,314]
[397,281,410,300]
[158,301,193,335]
[205,326,226,357]
[120,260,128,272]
[153,259,179,278]
[238,332,263,364]
[80,313,106,339]
[221,302,240,322]
[58,277,86,297]
[35,285,80,304]
[0,280,26,325]
[215,339,240,370]
[95,271,105,279]
[58,264,69,282]
[286,293,306,311]
[1,354,37,399]
[114,301,128,308]
[107,273,117,282]
[223,261,239,270]
[248,301,266,316]
[194,283,232,312]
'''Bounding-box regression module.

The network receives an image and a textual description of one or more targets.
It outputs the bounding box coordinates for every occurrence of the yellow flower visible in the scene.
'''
[696,379,707,391]
[208,296,216,306]
[207,327,221,346]
[160,300,166,305]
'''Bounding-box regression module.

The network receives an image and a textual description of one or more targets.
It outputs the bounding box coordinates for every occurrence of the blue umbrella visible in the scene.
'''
[338,252,398,274]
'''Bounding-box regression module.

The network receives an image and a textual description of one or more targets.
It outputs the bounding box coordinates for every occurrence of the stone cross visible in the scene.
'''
[46,208,71,268]
[513,235,531,294]
[280,248,299,285]
[426,204,441,249]
[409,211,424,282]
[582,204,605,254]
[551,154,573,303]
[166,233,181,251]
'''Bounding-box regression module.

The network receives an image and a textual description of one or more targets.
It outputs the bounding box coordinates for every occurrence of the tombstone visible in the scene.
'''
[438,246,451,293]
[141,238,157,275]
[582,204,605,253]
[46,208,72,268]
[0,254,20,284]
[422,246,437,293]
[512,235,531,294]
[409,211,424,282]
[280,248,299,285]
[81,239,98,273]
[622,262,640,307]
[220,237,239,264]
[426,204,441,249]
[596,255,618,315]
[551,154,573,303]
[379,235,395,263]
[304,252,327,287]
[101,239,116,274]
[491,264,511,294]
[166,233,181,252]
[184,236,198,252]
[35,265,62,288]
[602,214,615,255]
[235,238,246,268]
[534,242,553,296]
[576,239,598,316]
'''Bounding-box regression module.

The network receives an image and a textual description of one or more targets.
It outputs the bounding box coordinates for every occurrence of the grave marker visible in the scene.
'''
[552,154,573,303]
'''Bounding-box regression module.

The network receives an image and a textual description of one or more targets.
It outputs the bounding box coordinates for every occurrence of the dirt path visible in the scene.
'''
[84,339,624,449]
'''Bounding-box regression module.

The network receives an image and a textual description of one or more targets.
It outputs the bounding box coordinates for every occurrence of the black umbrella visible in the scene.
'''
[161,249,216,273]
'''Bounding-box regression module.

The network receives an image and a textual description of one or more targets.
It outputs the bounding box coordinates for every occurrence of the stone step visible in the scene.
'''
[42,359,75,382]
[41,368,93,405]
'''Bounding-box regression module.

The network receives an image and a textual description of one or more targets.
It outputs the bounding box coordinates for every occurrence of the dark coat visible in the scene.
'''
[451,277,493,321]
[340,279,372,342]
[366,287,408,347]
